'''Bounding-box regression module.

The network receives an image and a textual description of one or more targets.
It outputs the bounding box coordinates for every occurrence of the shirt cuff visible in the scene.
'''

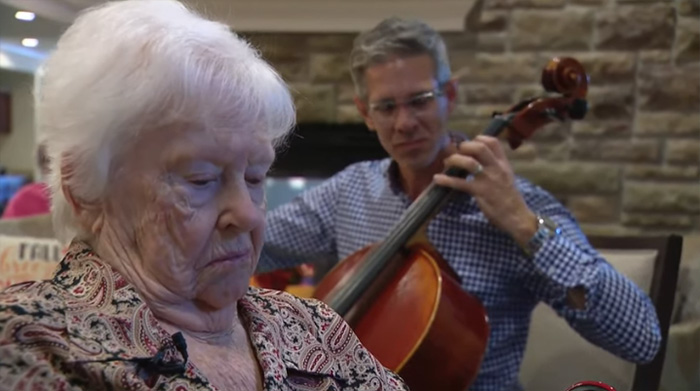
[523,235,602,316]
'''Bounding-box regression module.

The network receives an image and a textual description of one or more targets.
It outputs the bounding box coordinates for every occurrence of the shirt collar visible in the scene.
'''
[384,159,404,197]
[382,131,470,198]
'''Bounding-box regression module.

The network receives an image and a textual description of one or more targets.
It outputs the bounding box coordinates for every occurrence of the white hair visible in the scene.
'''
[36,0,296,245]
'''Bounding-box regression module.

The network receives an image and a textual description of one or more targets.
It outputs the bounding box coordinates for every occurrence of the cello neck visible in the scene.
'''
[327,115,513,317]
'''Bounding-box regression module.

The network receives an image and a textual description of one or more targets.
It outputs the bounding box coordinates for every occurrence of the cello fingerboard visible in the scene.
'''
[327,115,512,316]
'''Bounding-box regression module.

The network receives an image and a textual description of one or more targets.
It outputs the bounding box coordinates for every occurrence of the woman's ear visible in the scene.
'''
[60,158,104,235]
[60,156,81,214]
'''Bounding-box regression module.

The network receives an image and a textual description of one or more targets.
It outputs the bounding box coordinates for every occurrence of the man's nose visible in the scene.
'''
[394,105,419,132]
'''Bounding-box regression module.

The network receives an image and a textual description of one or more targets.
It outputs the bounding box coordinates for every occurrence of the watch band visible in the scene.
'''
[523,213,561,257]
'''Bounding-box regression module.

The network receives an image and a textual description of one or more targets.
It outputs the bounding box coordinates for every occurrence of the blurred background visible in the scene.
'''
[0,1,699,389]
[1,0,698,299]
[0,0,697,237]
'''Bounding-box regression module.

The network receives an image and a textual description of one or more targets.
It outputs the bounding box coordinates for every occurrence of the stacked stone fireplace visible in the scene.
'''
[242,0,700,236]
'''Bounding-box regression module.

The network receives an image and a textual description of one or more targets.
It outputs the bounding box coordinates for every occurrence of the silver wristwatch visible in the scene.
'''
[523,213,561,257]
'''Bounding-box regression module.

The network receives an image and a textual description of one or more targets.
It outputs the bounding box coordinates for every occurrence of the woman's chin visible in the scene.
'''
[196,277,250,310]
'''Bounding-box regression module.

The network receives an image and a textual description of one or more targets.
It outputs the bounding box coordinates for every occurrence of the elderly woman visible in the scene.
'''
[0,1,407,390]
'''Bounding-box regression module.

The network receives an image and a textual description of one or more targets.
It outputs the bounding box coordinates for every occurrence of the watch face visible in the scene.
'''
[523,214,561,256]
[539,214,560,237]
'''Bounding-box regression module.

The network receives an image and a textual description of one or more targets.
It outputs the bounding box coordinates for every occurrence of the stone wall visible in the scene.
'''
[242,0,700,235]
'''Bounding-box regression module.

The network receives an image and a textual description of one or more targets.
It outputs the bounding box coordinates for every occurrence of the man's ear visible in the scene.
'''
[444,78,459,115]
[354,95,376,132]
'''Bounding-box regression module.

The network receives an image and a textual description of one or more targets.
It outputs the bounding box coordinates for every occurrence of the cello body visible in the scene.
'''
[314,243,489,390]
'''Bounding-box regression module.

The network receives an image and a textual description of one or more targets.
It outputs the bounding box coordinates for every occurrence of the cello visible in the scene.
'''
[312,57,589,390]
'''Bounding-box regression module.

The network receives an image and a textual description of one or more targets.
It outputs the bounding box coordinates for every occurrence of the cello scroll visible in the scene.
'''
[490,56,589,149]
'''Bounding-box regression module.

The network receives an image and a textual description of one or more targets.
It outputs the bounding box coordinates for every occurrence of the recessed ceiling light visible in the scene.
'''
[21,38,39,48]
[15,11,35,21]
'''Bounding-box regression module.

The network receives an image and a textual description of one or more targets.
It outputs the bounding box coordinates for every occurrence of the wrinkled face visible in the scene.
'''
[356,54,458,171]
[101,121,274,310]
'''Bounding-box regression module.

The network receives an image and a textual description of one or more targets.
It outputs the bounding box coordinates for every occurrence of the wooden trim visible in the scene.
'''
[194,0,475,32]
[0,91,10,134]
[1,0,475,33]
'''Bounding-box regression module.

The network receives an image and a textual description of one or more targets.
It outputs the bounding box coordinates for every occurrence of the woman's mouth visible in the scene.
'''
[208,249,251,266]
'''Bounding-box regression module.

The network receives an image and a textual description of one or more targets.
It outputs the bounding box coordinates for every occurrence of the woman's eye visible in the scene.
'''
[188,177,217,187]
[246,177,264,185]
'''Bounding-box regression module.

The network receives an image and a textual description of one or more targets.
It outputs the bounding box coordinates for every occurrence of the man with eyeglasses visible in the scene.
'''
[259,17,661,391]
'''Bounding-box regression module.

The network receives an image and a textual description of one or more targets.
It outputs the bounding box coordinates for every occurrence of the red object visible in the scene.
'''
[253,269,295,291]
[566,381,617,391]
[1,182,51,219]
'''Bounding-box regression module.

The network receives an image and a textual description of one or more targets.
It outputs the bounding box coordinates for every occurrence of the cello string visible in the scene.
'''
[329,113,515,313]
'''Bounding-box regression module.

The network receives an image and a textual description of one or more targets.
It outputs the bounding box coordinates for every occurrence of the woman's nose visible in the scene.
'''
[216,186,264,233]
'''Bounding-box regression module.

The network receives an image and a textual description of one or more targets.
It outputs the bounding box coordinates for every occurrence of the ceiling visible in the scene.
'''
[0,0,472,74]
[0,0,249,74]
[0,0,87,73]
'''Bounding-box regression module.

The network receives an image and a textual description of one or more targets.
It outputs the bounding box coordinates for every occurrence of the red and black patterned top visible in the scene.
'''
[0,241,408,391]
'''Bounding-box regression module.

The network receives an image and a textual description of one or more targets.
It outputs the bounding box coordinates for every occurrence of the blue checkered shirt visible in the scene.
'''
[259,158,661,391]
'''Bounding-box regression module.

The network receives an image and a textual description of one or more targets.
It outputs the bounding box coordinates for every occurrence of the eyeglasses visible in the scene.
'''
[368,89,444,125]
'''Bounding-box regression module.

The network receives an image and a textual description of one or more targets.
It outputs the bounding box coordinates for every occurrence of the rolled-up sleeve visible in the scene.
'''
[258,170,349,274]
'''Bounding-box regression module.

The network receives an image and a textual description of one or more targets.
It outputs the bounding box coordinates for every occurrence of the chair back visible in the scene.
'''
[519,235,683,391]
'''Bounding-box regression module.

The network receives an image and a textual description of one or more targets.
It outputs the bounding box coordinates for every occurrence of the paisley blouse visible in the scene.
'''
[0,241,408,391]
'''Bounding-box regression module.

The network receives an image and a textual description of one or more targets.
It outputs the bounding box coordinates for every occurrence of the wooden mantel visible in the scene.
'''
[190,0,475,32]
[1,0,475,32]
